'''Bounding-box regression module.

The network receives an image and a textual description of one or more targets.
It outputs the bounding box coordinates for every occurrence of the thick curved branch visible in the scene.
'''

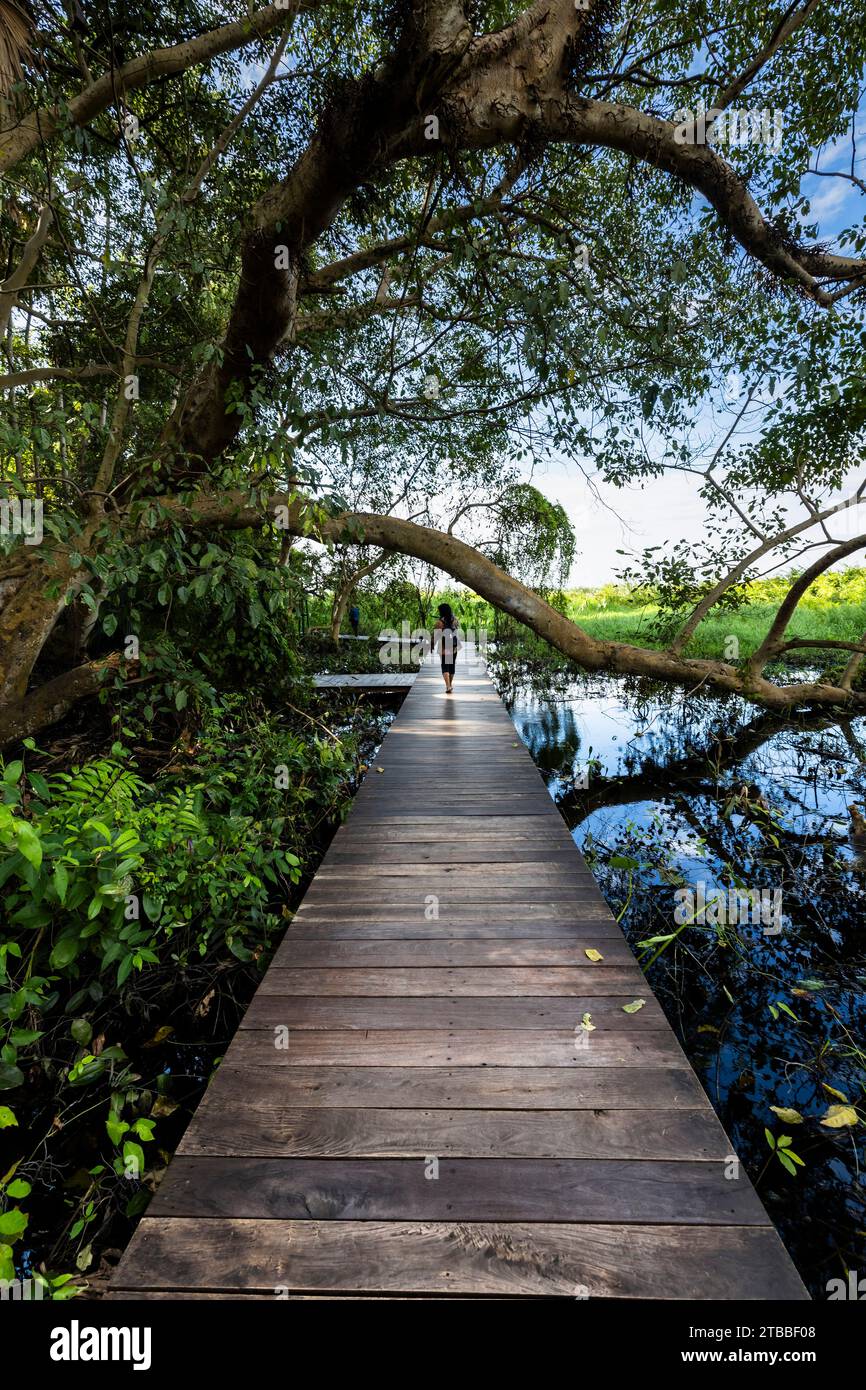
[135,490,866,711]
[0,203,52,337]
[0,4,311,173]
[709,0,822,116]
[0,654,122,749]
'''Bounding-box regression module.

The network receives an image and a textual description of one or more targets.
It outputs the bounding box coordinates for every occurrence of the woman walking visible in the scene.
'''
[434,602,460,693]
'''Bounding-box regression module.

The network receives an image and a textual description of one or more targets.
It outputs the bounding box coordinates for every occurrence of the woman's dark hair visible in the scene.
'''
[437,602,455,625]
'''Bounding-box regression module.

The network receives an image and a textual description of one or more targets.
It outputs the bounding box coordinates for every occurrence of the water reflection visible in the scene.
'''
[496,660,866,1298]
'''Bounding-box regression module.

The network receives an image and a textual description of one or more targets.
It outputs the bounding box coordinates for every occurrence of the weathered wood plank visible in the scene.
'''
[283,920,622,939]
[240,995,664,1030]
[151,1157,770,1225]
[184,1065,707,1110]
[110,1219,809,1299]
[178,1105,728,1160]
[224,1028,684,1067]
[272,938,638,967]
[258,967,646,995]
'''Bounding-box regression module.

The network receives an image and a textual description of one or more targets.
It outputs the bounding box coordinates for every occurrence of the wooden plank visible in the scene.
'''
[110,1219,809,1299]
[258,967,646,995]
[272,939,639,967]
[178,1105,728,1160]
[240,993,663,1030]
[224,1029,684,1067]
[313,673,416,689]
[150,1157,770,1225]
[282,921,621,939]
[185,1065,708,1110]
[240,996,664,1030]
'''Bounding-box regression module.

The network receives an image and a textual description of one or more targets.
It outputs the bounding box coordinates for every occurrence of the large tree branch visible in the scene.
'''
[169,0,865,465]
[131,489,866,711]
[0,203,52,337]
[0,363,115,389]
[0,4,312,172]
[708,0,823,116]
[0,654,123,748]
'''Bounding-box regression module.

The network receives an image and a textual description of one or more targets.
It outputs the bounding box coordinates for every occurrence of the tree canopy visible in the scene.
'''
[3,0,866,740]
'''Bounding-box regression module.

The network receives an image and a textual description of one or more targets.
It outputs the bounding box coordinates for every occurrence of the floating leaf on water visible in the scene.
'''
[796,979,826,991]
[820,1105,859,1129]
[584,949,604,962]
[143,1025,174,1049]
[697,1024,719,1034]
[622,998,645,1014]
[150,1095,179,1119]
[822,1083,849,1103]
[769,1106,804,1125]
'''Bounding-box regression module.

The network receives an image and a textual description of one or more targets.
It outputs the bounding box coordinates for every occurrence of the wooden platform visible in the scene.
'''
[111,656,808,1300]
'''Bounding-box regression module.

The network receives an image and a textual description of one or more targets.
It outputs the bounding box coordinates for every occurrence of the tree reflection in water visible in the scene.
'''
[496,659,866,1299]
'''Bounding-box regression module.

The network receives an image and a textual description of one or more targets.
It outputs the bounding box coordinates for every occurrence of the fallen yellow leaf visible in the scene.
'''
[584,948,604,962]
[822,1083,849,1103]
[820,1104,859,1129]
[622,998,645,1014]
[769,1106,803,1125]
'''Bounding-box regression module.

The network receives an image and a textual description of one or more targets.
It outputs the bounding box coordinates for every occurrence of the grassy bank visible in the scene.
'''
[315,568,866,682]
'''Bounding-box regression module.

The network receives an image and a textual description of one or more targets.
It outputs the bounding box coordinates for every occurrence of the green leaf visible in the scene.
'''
[15,824,42,869]
[0,1208,28,1237]
[2,761,23,785]
[122,1140,146,1177]
[6,1179,31,1199]
[70,1018,92,1045]
[106,1114,129,1146]
[53,863,69,904]
[50,936,80,969]
[0,1063,24,1091]
[0,1106,18,1128]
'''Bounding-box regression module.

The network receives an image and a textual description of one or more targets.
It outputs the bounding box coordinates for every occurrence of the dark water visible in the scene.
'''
[495,660,866,1299]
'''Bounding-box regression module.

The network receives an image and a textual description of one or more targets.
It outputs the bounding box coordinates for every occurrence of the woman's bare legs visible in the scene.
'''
[443,670,453,692]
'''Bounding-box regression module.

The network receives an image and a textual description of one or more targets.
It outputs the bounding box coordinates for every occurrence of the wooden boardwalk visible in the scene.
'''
[111,655,807,1300]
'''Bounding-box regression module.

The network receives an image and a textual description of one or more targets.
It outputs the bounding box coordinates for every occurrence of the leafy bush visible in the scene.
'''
[0,701,364,1288]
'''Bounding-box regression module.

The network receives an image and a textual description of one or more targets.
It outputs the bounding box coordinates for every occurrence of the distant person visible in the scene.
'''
[349,603,360,637]
[434,602,460,693]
